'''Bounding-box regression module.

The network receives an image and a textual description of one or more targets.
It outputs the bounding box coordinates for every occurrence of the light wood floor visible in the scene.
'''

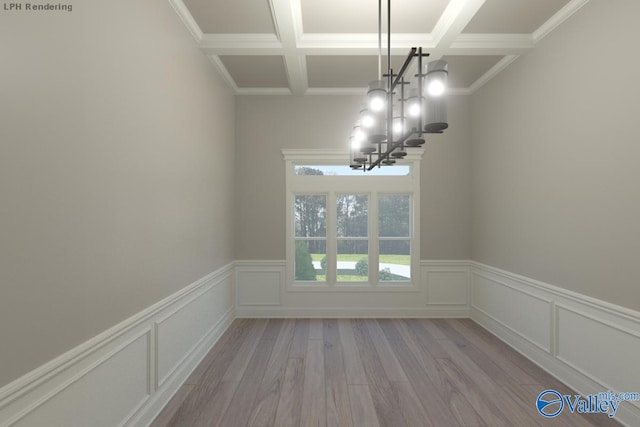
[151,319,620,427]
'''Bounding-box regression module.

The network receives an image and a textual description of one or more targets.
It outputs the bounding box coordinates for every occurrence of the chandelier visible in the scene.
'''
[349,0,449,170]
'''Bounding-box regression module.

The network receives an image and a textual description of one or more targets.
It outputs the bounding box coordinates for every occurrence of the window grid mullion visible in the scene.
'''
[327,191,336,285]
[370,192,379,286]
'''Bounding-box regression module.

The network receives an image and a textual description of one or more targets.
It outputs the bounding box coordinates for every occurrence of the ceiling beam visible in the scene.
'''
[432,0,486,48]
[268,0,307,95]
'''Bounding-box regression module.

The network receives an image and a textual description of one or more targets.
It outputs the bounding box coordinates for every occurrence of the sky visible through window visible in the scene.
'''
[295,165,410,176]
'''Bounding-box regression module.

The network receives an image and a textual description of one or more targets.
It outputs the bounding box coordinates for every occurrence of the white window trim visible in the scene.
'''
[283,149,422,293]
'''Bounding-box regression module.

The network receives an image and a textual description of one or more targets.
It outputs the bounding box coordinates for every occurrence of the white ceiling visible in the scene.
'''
[172,0,587,95]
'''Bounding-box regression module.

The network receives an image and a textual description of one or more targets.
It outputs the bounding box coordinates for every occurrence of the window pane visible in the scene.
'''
[378,194,410,237]
[295,195,326,237]
[337,194,368,237]
[379,240,410,282]
[337,240,368,282]
[295,240,326,282]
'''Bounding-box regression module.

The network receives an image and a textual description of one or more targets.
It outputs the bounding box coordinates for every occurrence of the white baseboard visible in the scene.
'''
[0,263,235,427]
[470,261,640,427]
[235,306,470,318]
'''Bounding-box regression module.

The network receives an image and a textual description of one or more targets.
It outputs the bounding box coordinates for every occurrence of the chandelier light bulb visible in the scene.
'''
[362,114,375,128]
[369,96,385,112]
[408,102,421,117]
[353,127,366,144]
[392,117,404,136]
[427,80,445,96]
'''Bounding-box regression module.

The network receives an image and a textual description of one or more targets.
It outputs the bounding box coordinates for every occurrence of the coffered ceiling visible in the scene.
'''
[170,0,588,95]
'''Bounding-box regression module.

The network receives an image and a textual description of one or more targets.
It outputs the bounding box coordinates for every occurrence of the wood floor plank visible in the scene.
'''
[185,319,248,385]
[352,319,407,427]
[167,319,256,426]
[219,320,282,427]
[404,319,449,359]
[419,318,449,340]
[274,358,305,427]
[393,381,435,427]
[448,319,539,385]
[221,318,268,382]
[309,318,324,340]
[435,320,576,427]
[249,319,295,427]
[392,319,485,427]
[338,319,367,385]
[378,319,468,427]
[191,381,239,427]
[301,339,326,427]
[348,385,380,427]
[364,320,409,382]
[437,357,512,427]
[324,320,354,427]
[289,319,310,358]
[149,385,193,427]
[437,337,539,427]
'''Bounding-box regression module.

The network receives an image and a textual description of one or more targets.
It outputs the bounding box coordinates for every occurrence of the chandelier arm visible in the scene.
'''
[366,129,414,170]
[390,48,417,91]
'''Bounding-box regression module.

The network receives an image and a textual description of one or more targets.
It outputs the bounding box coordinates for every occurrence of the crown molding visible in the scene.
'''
[533,0,590,43]
[467,54,519,94]
[297,33,436,50]
[208,56,239,93]
[235,88,293,96]
[200,34,284,53]
[167,0,203,42]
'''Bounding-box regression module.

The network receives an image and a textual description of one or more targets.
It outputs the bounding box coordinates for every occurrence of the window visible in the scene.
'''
[284,149,422,291]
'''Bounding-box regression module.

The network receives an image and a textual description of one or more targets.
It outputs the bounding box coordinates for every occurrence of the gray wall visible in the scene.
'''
[234,95,471,260]
[470,0,640,311]
[0,0,235,386]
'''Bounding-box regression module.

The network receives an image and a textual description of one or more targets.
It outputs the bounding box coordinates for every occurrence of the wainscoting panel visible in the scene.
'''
[12,331,150,427]
[235,261,283,307]
[235,260,470,317]
[556,304,640,412]
[422,262,469,306]
[155,273,233,388]
[470,262,640,427]
[471,270,552,352]
[0,263,235,427]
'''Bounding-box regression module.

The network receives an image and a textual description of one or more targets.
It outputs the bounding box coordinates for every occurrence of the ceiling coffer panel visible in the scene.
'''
[183,0,276,34]
[218,56,289,88]
[463,0,571,34]
[301,0,449,33]
[307,56,409,88]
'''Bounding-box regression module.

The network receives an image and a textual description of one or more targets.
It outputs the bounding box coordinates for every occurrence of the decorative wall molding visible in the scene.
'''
[0,263,235,427]
[469,261,640,426]
[234,260,471,318]
[236,261,285,307]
